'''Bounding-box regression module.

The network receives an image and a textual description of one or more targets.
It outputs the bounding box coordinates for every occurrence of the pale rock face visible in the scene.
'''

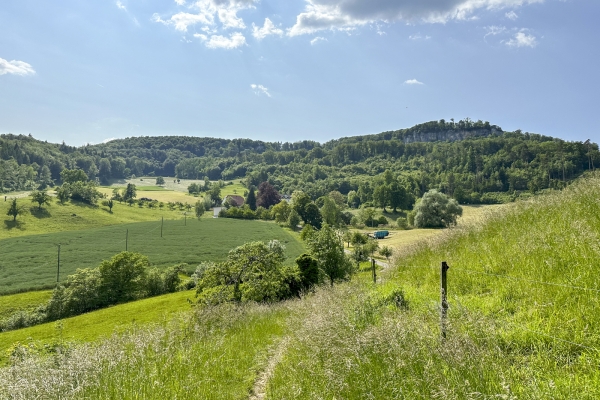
[402,128,501,144]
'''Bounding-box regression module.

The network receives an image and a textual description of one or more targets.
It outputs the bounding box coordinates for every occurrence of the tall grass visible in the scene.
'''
[266,174,600,399]
[0,303,289,399]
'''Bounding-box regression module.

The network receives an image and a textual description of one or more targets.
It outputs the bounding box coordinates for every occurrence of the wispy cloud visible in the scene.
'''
[484,25,507,38]
[194,32,247,49]
[116,0,127,11]
[505,30,537,47]
[0,58,36,76]
[505,10,518,20]
[174,0,186,5]
[404,79,424,85]
[252,18,284,40]
[310,36,327,45]
[251,84,271,97]
[409,33,431,40]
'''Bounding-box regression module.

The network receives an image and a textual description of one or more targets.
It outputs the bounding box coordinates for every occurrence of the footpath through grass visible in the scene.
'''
[0,218,304,294]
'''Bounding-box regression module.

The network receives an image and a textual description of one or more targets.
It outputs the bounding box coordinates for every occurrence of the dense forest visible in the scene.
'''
[1,119,598,204]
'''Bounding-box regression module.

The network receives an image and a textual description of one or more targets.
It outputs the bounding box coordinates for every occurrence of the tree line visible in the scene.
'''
[1,121,598,204]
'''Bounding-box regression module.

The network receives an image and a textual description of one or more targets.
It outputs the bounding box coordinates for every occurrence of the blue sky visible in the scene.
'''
[1,0,598,146]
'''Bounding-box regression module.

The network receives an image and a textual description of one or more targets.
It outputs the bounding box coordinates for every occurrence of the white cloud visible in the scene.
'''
[252,18,284,40]
[409,33,431,40]
[288,0,543,36]
[251,84,271,97]
[505,30,537,47]
[195,32,247,49]
[505,10,518,20]
[102,137,117,143]
[154,0,257,34]
[404,79,424,85]
[310,36,327,45]
[116,0,127,11]
[0,58,36,76]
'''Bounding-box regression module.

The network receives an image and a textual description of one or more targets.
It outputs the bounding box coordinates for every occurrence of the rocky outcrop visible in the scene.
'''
[401,128,502,144]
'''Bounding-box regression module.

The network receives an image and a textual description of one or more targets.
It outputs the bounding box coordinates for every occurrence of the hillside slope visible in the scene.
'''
[2,173,599,398]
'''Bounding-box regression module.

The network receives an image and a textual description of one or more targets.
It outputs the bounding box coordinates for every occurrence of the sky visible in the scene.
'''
[1,0,598,146]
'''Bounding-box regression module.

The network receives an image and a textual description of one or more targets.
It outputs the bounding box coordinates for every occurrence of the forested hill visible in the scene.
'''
[1,120,598,204]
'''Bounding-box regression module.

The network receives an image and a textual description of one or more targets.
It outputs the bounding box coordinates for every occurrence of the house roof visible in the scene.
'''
[224,195,245,207]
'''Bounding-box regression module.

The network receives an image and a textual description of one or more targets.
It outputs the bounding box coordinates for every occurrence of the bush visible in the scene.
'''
[396,217,408,230]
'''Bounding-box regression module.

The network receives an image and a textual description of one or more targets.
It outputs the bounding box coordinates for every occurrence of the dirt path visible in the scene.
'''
[249,336,289,400]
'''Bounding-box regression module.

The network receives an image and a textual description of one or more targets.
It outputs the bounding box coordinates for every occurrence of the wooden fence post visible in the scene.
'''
[441,261,449,339]
[372,258,376,283]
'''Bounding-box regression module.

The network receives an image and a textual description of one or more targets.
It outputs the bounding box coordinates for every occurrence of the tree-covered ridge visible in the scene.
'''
[1,120,598,203]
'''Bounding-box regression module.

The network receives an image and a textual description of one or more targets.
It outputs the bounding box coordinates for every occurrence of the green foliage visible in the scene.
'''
[122,183,137,202]
[60,168,88,184]
[6,198,25,221]
[59,181,102,205]
[287,209,300,230]
[194,200,205,219]
[413,189,463,228]
[295,253,320,290]
[320,197,341,227]
[101,199,114,212]
[272,200,291,224]
[155,176,165,185]
[196,241,299,304]
[379,245,393,262]
[303,203,322,229]
[305,224,354,286]
[98,252,150,304]
[29,190,51,210]
[245,186,257,211]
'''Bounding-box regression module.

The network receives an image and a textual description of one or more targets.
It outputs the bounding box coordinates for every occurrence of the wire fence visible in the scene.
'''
[398,262,599,352]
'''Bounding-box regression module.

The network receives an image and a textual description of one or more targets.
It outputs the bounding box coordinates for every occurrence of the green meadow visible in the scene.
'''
[0,218,305,294]
[2,175,600,398]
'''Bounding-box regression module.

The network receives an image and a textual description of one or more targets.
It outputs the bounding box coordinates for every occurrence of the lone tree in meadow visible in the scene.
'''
[102,199,114,212]
[156,176,165,186]
[195,200,205,219]
[123,183,137,203]
[6,198,25,221]
[30,190,52,210]
[413,190,463,228]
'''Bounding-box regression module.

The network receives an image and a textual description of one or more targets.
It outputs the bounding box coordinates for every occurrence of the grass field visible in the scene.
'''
[0,196,188,240]
[0,218,305,294]
[0,299,290,399]
[104,177,247,203]
[0,290,196,363]
[0,291,52,321]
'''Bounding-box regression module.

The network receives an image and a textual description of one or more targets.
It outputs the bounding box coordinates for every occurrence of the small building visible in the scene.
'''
[223,195,245,207]
[213,207,222,218]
